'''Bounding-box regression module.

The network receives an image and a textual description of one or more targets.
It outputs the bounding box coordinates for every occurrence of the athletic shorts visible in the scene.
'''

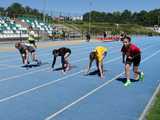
[28,46,35,53]
[126,54,141,66]
[28,40,35,45]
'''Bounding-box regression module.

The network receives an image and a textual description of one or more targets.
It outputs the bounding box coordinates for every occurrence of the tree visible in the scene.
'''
[6,2,25,17]
[121,10,132,23]
[25,6,32,14]
[112,11,121,23]
[0,7,5,16]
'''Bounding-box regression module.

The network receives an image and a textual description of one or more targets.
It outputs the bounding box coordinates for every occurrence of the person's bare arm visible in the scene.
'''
[86,59,94,74]
[52,55,56,69]
[21,54,25,64]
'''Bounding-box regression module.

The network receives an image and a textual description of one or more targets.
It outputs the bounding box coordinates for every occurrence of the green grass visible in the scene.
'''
[146,91,160,120]
[63,21,160,35]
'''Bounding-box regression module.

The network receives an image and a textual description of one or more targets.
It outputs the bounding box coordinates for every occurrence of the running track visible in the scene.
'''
[0,36,160,120]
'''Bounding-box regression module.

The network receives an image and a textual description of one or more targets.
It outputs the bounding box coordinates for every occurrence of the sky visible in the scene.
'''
[0,0,160,16]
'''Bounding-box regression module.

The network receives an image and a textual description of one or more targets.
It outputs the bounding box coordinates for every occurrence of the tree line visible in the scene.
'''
[0,2,52,22]
[83,9,160,27]
[0,2,160,26]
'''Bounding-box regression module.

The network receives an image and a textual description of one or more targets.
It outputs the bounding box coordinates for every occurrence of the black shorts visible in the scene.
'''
[126,54,141,66]
[28,40,35,45]
[28,46,35,53]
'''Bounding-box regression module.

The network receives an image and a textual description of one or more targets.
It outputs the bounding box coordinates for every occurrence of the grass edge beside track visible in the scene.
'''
[139,82,160,120]
[146,90,160,120]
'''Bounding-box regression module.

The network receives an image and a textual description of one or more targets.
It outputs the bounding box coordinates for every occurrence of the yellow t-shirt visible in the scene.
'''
[94,46,108,63]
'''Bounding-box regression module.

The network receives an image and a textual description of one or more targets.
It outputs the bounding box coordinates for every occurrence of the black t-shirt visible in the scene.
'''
[52,47,71,69]
[57,47,71,56]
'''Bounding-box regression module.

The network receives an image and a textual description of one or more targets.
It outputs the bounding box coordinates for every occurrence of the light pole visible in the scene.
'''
[89,0,92,35]
[43,0,47,23]
[158,16,159,27]
[116,23,119,29]
[158,15,160,32]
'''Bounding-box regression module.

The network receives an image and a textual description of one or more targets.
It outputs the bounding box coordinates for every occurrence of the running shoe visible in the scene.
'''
[139,72,144,81]
[124,79,131,87]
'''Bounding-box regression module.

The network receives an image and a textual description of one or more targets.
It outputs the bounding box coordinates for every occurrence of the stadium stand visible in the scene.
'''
[0,16,55,41]
[0,16,28,41]
[0,16,82,42]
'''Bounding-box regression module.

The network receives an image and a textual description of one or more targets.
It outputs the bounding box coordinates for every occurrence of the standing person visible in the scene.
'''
[28,26,37,48]
[85,46,108,79]
[15,42,41,66]
[86,32,91,42]
[62,30,66,40]
[52,47,71,73]
[121,36,144,86]
[103,31,107,38]
[120,32,127,41]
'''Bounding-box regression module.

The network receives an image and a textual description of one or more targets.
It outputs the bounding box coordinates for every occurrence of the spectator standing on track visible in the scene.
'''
[103,31,107,38]
[86,32,91,42]
[120,32,127,41]
[121,36,144,86]
[62,30,66,40]
[28,26,37,48]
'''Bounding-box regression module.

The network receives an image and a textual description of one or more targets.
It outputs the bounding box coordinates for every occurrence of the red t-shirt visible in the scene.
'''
[121,44,141,57]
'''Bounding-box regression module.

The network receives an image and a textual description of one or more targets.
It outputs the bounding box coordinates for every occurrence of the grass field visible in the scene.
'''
[63,21,160,35]
[147,91,160,120]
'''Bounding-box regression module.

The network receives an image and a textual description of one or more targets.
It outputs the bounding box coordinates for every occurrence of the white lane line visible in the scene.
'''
[139,83,160,120]
[0,44,153,87]
[0,44,156,103]
[0,45,97,63]
[0,42,151,70]
[0,44,155,103]
[0,56,121,103]
[0,42,90,60]
[44,48,160,120]
[0,47,120,70]
[0,46,121,82]
[0,43,117,63]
